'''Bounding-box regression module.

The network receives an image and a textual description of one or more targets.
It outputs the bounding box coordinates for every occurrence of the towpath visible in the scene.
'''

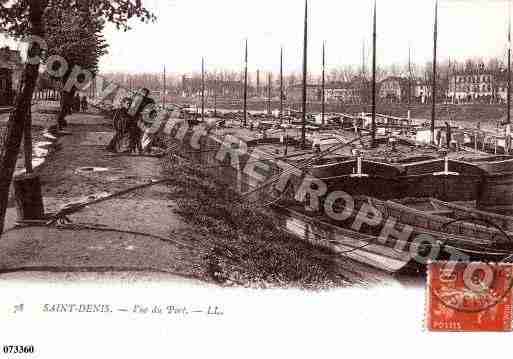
[1,111,212,284]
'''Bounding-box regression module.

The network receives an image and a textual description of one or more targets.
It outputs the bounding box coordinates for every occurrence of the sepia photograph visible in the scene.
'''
[1,0,513,357]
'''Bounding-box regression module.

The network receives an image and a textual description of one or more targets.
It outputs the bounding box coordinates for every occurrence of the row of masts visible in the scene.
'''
[163,0,511,149]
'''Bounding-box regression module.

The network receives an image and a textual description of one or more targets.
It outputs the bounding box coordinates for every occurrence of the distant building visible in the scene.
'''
[495,70,508,103]
[286,84,321,102]
[323,82,362,104]
[351,75,371,104]
[378,76,409,103]
[447,69,494,103]
[414,79,431,104]
[411,77,450,104]
[0,46,22,106]
[182,75,241,99]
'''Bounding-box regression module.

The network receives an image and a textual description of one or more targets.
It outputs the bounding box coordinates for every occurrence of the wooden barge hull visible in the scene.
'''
[311,158,484,202]
[320,174,481,202]
[462,156,513,215]
[478,172,513,216]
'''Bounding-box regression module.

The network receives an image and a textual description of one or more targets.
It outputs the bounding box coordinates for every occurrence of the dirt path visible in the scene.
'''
[1,112,214,284]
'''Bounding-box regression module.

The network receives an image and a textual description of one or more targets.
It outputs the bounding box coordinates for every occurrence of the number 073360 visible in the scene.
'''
[2,345,35,355]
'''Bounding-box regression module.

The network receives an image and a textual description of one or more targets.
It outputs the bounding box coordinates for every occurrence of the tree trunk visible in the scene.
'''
[0,0,46,237]
[57,88,75,129]
[24,106,33,174]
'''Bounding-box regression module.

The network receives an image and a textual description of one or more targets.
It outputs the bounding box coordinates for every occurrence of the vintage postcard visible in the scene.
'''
[1,0,513,357]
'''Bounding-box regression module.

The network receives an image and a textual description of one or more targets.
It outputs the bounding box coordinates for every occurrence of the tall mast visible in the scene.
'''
[371,0,377,148]
[508,0,511,126]
[257,69,260,97]
[431,0,438,144]
[267,72,271,115]
[362,40,366,77]
[362,40,366,105]
[447,57,451,104]
[322,41,326,126]
[201,57,205,121]
[214,75,217,117]
[243,38,248,127]
[163,65,166,108]
[408,45,412,109]
[301,0,308,148]
[280,47,284,123]
[453,60,457,105]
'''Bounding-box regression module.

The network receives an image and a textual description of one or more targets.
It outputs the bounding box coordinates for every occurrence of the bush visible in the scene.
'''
[162,154,376,289]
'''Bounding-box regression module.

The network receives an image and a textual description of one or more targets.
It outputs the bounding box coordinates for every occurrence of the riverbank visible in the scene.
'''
[0,110,388,289]
[170,98,508,124]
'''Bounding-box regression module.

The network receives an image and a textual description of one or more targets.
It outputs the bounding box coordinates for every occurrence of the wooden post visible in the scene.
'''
[13,173,44,221]
[24,106,33,174]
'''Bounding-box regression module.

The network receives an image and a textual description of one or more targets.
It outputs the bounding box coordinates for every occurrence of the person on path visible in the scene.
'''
[106,98,131,153]
[81,96,88,112]
[128,88,155,153]
[73,93,81,113]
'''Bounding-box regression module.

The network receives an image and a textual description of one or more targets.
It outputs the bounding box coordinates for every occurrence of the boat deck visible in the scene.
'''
[212,120,492,165]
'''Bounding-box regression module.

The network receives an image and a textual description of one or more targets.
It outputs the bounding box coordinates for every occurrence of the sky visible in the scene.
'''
[1,0,512,75]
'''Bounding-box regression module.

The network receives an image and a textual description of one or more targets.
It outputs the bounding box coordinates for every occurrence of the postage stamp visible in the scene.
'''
[427,262,513,332]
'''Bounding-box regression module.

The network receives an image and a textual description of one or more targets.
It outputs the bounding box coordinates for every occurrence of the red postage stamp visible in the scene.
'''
[427,262,513,332]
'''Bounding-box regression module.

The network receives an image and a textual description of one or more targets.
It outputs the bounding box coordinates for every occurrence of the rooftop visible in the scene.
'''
[0,46,22,70]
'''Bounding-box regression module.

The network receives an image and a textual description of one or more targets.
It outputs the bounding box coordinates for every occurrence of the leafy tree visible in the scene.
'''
[44,5,109,128]
[0,0,156,236]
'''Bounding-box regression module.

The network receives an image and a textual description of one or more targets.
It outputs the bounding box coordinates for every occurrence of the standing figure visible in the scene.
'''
[106,98,131,153]
[73,93,81,113]
[128,88,155,153]
[445,121,451,149]
[81,96,88,112]
[436,129,442,148]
